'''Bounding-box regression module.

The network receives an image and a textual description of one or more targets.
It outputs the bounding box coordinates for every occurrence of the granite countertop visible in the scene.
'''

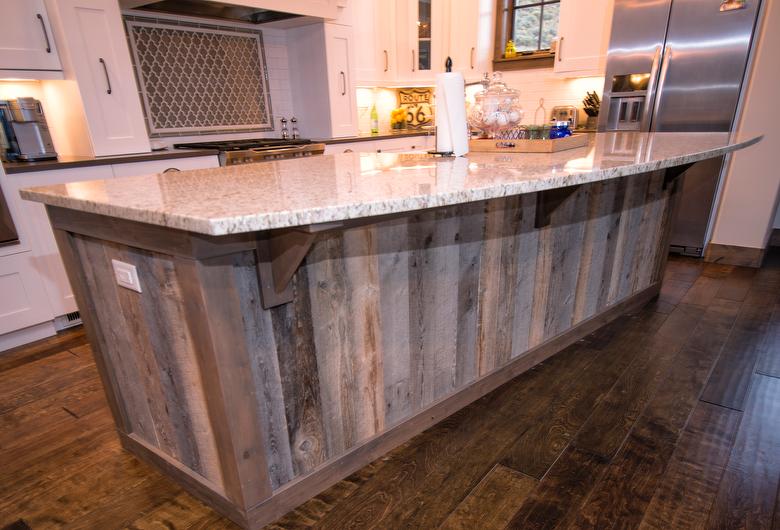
[315,128,435,145]
[2,148,220,174]
[21,132,761,236]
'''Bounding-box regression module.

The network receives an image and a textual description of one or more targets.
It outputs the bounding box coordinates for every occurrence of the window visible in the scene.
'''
[512,0,560,52]
[494,0,560,69]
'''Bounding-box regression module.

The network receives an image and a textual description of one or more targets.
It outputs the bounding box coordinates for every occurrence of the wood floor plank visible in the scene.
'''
[0,327,87,374]
[716,266,757,302]
[664,257,705,283]
[701,286,776,411]
[505,445,609,529]
[705,374,780,529]
[498,310,668,478]
[572,299,741,529]
[755,302,780,378]
[638,402,742,530]
[572,303,706,459]
[438,464,537,530]
[311,344,599,529]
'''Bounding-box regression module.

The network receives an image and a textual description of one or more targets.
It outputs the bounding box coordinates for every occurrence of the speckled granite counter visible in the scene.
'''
[18,130,761,529]
[21,132,760,235]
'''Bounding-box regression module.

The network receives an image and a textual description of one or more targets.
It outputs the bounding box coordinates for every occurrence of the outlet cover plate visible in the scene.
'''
[111,259,142,293]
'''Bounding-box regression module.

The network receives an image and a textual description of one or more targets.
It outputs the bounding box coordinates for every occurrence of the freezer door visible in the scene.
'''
[650,0,761,132]
[670,156,726,255]
[598,0,673,132]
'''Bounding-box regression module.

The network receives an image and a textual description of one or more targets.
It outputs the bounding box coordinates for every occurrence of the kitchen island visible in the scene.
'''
[20,132,759,529]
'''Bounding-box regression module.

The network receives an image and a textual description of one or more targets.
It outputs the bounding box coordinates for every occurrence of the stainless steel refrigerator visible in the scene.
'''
[598,0,762,256]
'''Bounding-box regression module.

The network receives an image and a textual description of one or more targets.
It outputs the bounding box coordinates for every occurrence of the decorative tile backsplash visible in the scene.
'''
[124,15,273,137]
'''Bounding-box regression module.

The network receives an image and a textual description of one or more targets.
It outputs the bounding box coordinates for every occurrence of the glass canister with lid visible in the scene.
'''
[467,72,524,138]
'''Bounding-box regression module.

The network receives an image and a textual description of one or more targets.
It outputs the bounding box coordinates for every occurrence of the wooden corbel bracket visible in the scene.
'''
[255,221,348,308]
[535,184,582,228]
[663,162,694,190]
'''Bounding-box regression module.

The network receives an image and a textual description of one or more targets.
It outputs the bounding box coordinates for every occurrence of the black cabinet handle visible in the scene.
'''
[384,50,389,72]
[163,167,180,173]
[340,71,346,95]
[36,14,51,53]
[99,58,112,94]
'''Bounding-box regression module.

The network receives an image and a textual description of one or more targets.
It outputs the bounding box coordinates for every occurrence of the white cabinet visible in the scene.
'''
[3,165,113,318]
[0,251,54,336]
[323,135,433,154]
[0,0,63,76]
[554,0,615,77]
[325,24,359,138]
[443,0,491,82]
[289,23,358,138]
[47,0,151,156]
[354,0,397,86]
[396,0,446,83]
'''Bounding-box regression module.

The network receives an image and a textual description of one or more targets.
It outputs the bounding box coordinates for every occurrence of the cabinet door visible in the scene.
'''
[554,0,614,76]
[5,165,113,317]
[445,0,490,82]
[354,0,397,85]
[0,251,54,335]
[398,0,445,83]
[51,0,150,156]
[0,0,62,72]
[325,24,358,138]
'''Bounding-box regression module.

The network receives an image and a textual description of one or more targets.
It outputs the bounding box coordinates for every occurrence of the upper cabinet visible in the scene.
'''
[354,0,488,86]
[354,0,397,86]
[442,0,490,82]
[553,0,615,77]
[46,0,151,156]
[288,23,358,138]
[0,0,63,78]
[396,0,446,82]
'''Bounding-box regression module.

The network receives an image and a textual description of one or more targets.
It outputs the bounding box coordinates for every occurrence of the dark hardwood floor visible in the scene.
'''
[1,254,779,529]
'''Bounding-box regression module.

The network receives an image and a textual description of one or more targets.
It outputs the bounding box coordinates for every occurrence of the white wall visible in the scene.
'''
[710,0,780,250]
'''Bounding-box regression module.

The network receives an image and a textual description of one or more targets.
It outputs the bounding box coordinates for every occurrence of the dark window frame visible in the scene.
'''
[493,0,558,71]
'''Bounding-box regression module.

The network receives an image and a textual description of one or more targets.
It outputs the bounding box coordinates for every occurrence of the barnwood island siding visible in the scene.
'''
[21,132,759,528]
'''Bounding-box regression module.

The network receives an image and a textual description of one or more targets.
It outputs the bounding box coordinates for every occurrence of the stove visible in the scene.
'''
[175,138,326,166]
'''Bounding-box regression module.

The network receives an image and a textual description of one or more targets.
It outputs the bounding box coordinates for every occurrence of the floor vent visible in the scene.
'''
[54,311,83,331]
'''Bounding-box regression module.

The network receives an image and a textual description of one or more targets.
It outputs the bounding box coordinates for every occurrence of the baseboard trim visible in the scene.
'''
[0,321,57,353]
[704,242,765,268]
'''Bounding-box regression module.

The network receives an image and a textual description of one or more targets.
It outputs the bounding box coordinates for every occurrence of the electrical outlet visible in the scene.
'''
[111,259,142,293]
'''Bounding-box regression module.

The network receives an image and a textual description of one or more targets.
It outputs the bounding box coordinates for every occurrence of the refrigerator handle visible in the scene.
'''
[650,46,673,132]
[642,46,662,132]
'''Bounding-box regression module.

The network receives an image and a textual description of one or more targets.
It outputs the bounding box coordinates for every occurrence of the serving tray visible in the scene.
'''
[469,133,589,153]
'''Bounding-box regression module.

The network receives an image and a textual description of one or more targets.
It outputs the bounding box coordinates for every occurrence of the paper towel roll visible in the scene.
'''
[435,71,469,157]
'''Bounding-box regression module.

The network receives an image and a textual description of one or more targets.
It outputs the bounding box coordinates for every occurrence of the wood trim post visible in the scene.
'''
[175,256,274,510]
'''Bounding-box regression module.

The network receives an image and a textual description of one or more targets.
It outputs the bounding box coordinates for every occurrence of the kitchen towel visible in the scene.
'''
[435,71,469,157]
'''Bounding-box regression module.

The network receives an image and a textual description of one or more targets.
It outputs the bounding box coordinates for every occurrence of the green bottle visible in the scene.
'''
[370,104,379,134]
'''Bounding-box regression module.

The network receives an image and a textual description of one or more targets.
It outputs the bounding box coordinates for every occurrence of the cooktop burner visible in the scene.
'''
[174,138,313,151]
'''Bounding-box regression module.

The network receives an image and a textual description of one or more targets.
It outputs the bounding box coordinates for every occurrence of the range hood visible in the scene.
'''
[127,0,302,24]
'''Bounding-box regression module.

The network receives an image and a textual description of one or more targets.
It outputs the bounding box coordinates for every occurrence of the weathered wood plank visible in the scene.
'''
[232,253,295,488]
[454,202,486,384]
[271,265,326,481]
[306,233,350,457]
[376,217,412,426]
[341,225,385,440]
[509,193,539,357]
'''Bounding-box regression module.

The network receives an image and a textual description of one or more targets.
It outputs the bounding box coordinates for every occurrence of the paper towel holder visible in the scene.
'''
[428,56,459,156]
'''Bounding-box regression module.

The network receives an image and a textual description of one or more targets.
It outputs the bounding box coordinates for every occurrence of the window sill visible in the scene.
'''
[493,53,555,71]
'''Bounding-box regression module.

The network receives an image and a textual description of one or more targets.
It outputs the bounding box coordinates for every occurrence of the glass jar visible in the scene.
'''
[467,72,524,138]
